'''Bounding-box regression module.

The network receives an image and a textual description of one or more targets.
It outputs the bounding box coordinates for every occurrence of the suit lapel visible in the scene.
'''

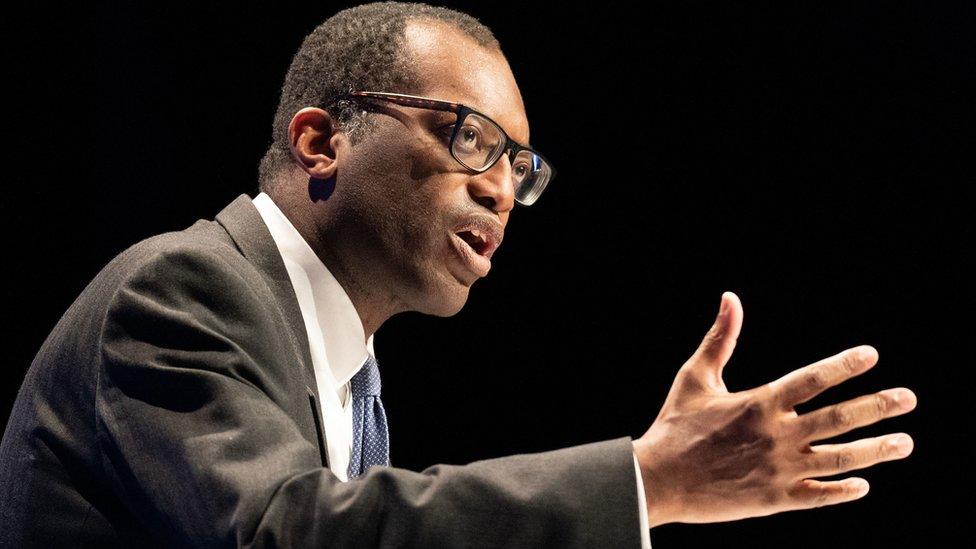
[214,194,330,467]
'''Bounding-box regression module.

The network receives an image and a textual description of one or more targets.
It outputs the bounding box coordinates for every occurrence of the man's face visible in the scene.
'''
[332,21,530,317]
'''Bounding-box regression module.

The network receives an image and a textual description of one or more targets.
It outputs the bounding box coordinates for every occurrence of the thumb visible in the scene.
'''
[689,291,743,390]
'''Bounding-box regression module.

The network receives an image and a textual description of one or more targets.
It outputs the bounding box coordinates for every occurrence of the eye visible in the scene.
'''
[455,125,483,153]
[512,160,531,183]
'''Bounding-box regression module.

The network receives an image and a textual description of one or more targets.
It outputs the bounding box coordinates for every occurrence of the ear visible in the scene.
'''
[287,107,343,180]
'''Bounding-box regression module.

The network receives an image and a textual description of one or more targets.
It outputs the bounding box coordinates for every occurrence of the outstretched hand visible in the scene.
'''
[633,292,917,527]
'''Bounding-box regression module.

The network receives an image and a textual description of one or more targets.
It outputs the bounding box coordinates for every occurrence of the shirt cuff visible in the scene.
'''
[633,451,652,549]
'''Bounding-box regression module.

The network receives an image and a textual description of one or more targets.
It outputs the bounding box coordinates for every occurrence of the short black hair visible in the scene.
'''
[257,1,500,194]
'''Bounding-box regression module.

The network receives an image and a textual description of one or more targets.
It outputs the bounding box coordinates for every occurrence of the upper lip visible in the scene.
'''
[452,214,504,260]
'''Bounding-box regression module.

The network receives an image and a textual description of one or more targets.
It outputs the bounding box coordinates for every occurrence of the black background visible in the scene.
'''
[3,1,973,546]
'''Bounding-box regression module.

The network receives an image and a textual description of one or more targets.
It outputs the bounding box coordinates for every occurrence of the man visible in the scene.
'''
[0,2,916,547]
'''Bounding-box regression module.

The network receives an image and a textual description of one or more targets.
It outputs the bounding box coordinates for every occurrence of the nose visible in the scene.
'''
[468,152,516,214]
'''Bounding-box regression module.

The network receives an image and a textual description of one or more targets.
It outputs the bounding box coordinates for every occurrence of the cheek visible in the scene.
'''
[340,131,470,270]
[392,178,453,257]
[372,154,466,253]
[386,175,473,287]
[351,135,446,207]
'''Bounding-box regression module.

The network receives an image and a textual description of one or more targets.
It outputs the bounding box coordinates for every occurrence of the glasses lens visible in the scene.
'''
[451,111,554,206]
[511,149,553,205]
[451,112,505,171]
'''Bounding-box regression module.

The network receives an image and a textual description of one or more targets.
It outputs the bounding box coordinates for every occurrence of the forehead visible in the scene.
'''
[404,20,530,144]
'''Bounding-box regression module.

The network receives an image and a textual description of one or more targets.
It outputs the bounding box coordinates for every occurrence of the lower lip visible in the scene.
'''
[450,233,492,278]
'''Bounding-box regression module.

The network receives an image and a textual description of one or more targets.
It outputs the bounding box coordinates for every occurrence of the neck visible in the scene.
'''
[268,185,405,339]
[315,242,403,338]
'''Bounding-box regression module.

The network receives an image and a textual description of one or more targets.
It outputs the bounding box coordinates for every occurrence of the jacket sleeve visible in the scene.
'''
[95,246,643,548]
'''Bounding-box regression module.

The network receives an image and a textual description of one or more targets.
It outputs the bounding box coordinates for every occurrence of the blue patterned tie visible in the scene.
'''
[347,355,390,479]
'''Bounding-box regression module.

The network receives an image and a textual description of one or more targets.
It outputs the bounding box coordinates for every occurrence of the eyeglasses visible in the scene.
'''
[336,91,556,206]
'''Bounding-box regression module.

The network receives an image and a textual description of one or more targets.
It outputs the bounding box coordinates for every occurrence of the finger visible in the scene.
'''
[688,292,743,390]
[790,387,917,441]
[802,433,914,478]
[786,477,870,510]
[768,345,878,408]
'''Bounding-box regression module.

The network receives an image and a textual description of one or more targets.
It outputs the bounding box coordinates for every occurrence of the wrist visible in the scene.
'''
[633,438,677,528]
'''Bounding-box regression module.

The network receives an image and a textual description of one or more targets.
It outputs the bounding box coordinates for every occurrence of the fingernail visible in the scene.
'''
[891,389,917,411]
[890,435,913,456]
[719,293,729,315]
[858,346,877,363]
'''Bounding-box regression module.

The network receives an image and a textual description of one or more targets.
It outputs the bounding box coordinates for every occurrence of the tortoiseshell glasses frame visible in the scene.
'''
[334,91,556,206]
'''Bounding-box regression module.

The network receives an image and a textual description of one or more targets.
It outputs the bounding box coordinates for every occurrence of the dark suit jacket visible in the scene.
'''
[0,194,643,547]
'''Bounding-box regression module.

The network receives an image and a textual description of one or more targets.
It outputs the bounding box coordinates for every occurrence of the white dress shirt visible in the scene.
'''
[253,193,372,482]
[252,193,651,546]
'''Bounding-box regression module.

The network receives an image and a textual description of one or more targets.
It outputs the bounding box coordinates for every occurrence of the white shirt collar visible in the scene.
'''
[251,192,374,387]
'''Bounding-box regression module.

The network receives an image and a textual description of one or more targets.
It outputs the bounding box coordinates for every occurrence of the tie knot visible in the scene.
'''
[350,355,381,397]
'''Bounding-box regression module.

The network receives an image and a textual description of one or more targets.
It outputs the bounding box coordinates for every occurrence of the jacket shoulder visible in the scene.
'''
[41,213,271,361]
[107,217,246,281]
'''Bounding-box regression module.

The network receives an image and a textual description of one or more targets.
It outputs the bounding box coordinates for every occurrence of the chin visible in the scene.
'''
[422,287,470,317]
[413,276,472,317]
[402,253,478,316]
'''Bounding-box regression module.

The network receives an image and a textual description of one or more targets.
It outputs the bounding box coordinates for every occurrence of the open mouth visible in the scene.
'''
[451,218,502,261]
[449,217,503,278]
[456,229,492,257]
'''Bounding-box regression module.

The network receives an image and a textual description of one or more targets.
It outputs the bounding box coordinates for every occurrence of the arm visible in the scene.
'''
[632,292,917,526]
[96,247,643,547]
